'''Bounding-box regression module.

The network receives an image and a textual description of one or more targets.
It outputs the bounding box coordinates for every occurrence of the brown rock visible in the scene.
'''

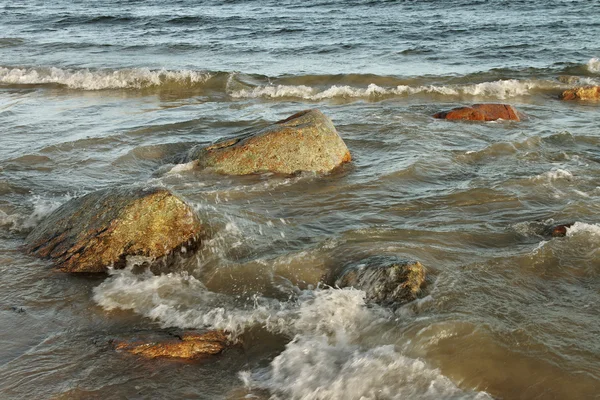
[560,86,600,101]
[433,104,521,121]
[115,331,229,360]
[334,256,426,306]
[24,186,202,273]
[189,109,351,175]
[550,223,573,238]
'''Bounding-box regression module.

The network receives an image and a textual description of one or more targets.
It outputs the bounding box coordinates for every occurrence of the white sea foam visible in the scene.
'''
[532,168,573,182]
[566,222,600,237]
[587,57,600,74]
[167,160,198,174]
[0,196,66,232]
[0,67,212,90]
[94,270,490,399]
[230,79,557,100]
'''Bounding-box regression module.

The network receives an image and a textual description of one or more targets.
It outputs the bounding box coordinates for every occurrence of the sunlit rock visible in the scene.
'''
[188,109,351,175]
[334,256,426,306]
[114,331,230,360]
[560,86,600,100]
[433,104,521,121]
[24,186,202,273]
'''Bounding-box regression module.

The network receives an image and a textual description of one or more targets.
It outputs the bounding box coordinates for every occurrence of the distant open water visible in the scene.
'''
[1,1,600,399]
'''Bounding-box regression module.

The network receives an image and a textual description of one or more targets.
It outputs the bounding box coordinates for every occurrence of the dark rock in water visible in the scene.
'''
[334,256,426,306]
[188,109,351,175]
[114,330,230,360]
[24,186,202,273]
[549,223,573,238]
[433,104,521,121]
[560,86,600,101]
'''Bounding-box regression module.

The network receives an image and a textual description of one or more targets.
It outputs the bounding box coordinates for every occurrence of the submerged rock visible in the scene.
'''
[560,86,600,101]
[334,256,426,306]
[189,109,351,175]
[114,331,229,360]
[24,186,202,273]
[433,104,521,121]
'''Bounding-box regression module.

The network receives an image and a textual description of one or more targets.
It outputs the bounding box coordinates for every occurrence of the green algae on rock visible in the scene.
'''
[189,109,351,175]
[24,186,202,273]
[334,256,426,306]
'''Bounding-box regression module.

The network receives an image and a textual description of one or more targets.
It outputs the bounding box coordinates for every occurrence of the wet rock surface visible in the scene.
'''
[560,86,600,100]
[433,104,521,121]
[188,109,351,175]
[24,186,202,273]
[334,256,426,306]
[114,330,230,360]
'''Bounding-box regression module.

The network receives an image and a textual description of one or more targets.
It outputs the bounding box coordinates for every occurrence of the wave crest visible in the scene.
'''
[0,66,212,90]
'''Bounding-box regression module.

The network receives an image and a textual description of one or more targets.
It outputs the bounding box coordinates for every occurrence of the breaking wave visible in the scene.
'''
[587,57,600,74]
[0,66,213,90]
[230,79,562,100]
[93,268,491,399]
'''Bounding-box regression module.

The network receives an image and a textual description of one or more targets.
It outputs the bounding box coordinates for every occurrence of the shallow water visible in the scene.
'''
[1,1,600,399]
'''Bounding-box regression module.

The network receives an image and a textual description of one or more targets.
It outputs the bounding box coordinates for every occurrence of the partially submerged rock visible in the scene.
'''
[334,256,426,306]
[433,104,521,121]
[114,331,229,360]
[560,86,600,101]
[24,186,202,273]
[548,223,574,238]
[189,109,351,175]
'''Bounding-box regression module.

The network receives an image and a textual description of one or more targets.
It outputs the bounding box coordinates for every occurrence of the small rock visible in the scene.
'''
[24,186,202,273]
[188,109,351,175]
[549,223,573,238]
[114,330,230,360]
[334,256,426,306]
[560,86,600,101]
[433,104,521,121]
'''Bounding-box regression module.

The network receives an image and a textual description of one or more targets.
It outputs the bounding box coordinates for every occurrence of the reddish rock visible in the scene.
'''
[550,223,573,238]
[114,331,230,360]
[560,86,600,101]
[433,104,521,121]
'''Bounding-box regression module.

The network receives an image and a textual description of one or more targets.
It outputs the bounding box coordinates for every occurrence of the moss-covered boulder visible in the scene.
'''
[433,104,521,121]
[24,186,202,273]
[560,86,600,101]
[189,109,351,175]
[334,256,426,306]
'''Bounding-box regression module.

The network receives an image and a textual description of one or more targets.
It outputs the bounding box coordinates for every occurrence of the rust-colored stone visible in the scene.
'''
[24,186,202,273]
[551,223,573,238]
[115,331,229,360]
[560,86,600,101]
[188,109,351,175]
[433,104,521,121]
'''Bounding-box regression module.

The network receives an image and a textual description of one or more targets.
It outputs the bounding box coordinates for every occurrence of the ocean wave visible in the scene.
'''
[0,66,213,90]
[587,57,600,74]
[230,79,560,100]
[94,269,491,399]
[566,222,600,237]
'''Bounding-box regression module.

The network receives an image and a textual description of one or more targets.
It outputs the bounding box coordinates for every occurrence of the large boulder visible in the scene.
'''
[189,109,351,175]
[433,104,521,121]
[560,86,600,100]
[114,330,230,360]
[334,256,426,306]
[24,186,202,273]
